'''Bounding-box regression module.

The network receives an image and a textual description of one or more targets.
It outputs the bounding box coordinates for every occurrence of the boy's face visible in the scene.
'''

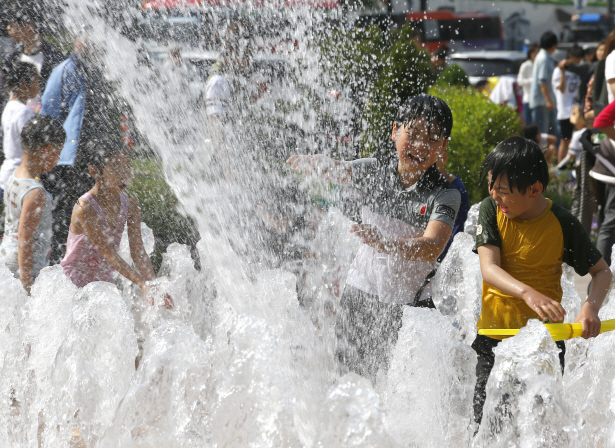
[27,74,40,99]
[569,55,582,65]
[102,152,132,195]
[392,120,448,176]
[488,172,542,220]
[40,144,63,173]
[7,22,34,43]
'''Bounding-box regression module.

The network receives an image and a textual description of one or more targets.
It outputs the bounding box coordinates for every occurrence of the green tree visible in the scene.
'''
[429,85,521,204]
[361,23,434,155]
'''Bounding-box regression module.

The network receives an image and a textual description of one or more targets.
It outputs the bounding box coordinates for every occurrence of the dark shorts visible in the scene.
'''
[471,334,565,425]
[335,285,434,383]
[559,118,574,140]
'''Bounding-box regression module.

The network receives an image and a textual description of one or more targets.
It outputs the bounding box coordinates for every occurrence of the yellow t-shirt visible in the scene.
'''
[474,197,602,339]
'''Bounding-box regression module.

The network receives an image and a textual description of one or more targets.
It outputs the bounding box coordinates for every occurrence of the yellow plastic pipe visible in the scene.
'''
[478,319,615,341]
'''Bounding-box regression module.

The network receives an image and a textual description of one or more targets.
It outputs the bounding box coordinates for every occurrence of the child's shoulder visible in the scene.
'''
[124,193,141,212]
[548,200,584,230]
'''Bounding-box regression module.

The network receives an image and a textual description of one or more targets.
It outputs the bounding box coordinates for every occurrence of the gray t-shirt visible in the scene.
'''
[345,159,461,304]
[0,172,53,277]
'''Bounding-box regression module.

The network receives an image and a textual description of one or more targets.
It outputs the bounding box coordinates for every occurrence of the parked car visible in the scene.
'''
[450,50,525,87]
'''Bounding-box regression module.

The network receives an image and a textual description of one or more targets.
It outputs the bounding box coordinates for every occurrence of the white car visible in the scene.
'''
[450,50,526,87]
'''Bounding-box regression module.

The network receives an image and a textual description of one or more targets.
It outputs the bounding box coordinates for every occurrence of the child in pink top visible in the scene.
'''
[61,138,172,308]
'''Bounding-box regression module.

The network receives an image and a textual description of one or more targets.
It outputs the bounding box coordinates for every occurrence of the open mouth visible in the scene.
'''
[499,204,509,213]
[406,152,426,164]
[119,183,127,190]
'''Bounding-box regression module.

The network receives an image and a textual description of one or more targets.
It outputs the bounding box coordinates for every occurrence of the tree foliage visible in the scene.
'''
[319,22,435,156]
[428,85,521,204]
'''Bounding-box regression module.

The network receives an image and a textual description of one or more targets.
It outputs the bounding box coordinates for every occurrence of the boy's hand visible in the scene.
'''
[574,301,601,339]
[522,289,566,323]
[350,223,388,252]
[286,154,328,175]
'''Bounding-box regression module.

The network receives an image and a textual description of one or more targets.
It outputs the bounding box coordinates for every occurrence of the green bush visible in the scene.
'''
[428,85,521,204]
[128,157,199,270]
[435,64,470,89]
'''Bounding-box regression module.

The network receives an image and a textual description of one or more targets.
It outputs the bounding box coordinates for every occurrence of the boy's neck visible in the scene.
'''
[9,91,29,104]
[398,164,431,189]
[437,167,457,183]
[22,36,42,55]
[15,156,42,180]
[517,195,549,221]
[90,183,116,205]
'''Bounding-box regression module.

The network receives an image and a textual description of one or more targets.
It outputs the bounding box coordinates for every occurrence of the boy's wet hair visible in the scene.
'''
[569,44,584,60]
[480,136,549,194]
[526,42,539,60]
[540,31,557,50]
[3,61,38,93]
[85,136,128,173]
[21,115,66,155]
[395,94,453,140]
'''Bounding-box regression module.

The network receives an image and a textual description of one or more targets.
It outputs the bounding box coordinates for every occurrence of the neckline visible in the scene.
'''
[512,198,553,224]
[86,192,126,231]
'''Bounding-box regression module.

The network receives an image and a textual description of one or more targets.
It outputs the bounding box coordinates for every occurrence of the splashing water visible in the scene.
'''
[2,1,615,447]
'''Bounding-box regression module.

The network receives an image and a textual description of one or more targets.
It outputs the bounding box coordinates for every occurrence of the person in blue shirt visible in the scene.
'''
[40,28,115,263]
[436,150,469,261]
[530,31,559,138]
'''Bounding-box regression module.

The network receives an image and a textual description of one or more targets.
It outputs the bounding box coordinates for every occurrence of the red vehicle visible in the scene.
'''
[406,10,503,53]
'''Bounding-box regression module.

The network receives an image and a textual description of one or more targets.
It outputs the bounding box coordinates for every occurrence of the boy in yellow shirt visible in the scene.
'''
[472,136,612,425]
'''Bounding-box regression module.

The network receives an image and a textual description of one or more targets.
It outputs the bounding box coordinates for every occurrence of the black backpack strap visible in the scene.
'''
[412,267,437,306]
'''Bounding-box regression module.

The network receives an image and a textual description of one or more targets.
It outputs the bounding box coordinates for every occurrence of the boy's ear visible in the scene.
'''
[391,123,399,142]
[528,181,544,198]
[87,165,99,179]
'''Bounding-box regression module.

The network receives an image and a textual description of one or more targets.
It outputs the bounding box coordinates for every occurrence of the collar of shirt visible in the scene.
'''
[393,163,442,194]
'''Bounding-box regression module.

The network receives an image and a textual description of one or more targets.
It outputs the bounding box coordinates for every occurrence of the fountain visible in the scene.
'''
[1,1,614,447]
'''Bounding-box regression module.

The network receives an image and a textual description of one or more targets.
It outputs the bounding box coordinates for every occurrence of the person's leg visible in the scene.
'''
[548,109,560,140]
[335,286,404,383]
[557,119,573,162]
[41,165,75,264]
[472,335,500,425]
[596,184,615,266]
[556,340,566,374]
[532,106,548,134]
[523,103,532,126]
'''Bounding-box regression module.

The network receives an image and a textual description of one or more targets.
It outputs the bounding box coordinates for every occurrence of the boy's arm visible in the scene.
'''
[286,154,352,185]
[353,188,460,262]
[17,189,47,294]
[477,244,566,322]
[574,258,611,339]
[540,84,555,111]
[536,60,554,111]
[126,195,173,309]
[40,64,66,120]
[76,201,147,294]
[126,195,156,282]
[351,219,452,263]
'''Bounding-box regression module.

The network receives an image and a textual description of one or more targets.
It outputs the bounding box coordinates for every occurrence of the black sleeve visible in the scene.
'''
[473,197,501,252]
[564,63,590,78]
[593,59,607,106]
[553,204,603,276]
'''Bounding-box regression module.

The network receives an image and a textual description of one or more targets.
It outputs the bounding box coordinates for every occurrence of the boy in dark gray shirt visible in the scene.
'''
[288,94,461,382]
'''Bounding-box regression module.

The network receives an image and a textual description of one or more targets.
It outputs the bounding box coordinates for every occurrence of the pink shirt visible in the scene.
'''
[61,192,129,287]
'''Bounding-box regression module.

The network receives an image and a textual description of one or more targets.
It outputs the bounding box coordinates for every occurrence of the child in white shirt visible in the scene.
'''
[0,62,39,194]
[551,45,583,162]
